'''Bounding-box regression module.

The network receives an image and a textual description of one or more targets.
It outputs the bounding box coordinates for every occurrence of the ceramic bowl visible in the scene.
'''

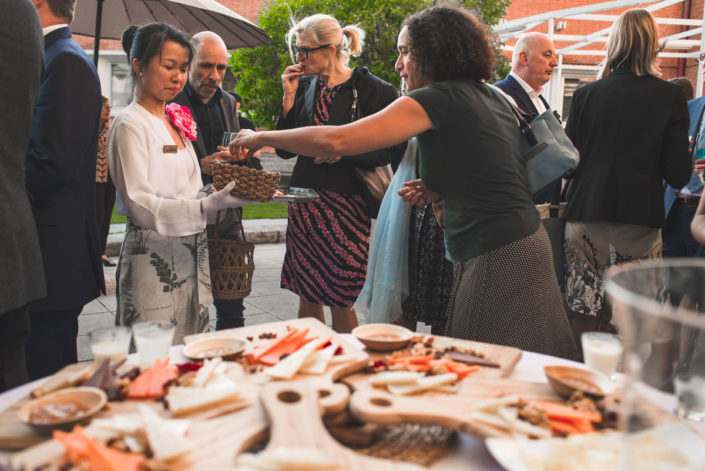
[19,387,107,434]
[544,365,616,398]
[352,324,414,352]
[182,336,248,361]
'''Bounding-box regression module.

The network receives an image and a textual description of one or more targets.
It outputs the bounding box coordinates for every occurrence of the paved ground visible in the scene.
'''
[80,240,431,363]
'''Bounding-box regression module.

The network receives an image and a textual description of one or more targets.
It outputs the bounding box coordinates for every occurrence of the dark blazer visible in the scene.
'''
[172,87,262,238]
[664,96,705,217]
[564,70,691,228]
[494,74,549,121]
[276,67,403,193]
[0,0,46,315]
[25,26,104,311]
[494,73,556,203]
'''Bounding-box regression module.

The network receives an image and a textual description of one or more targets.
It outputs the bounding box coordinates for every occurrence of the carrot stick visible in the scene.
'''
[248,328,300,363]
[387,355,435,365]
[531,401,602,423]
[549,418,583,435]
[258,328,312,365]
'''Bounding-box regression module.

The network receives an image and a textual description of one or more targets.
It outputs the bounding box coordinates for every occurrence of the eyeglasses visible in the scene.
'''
[294,43,332,60]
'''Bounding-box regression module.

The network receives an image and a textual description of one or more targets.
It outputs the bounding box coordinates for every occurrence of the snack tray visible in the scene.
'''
[273,187,320,203]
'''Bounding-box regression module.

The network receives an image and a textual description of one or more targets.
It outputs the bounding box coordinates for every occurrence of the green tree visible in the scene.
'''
[231,0,511,129]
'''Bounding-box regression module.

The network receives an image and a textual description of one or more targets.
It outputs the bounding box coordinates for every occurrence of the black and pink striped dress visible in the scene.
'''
[281,79,371,307]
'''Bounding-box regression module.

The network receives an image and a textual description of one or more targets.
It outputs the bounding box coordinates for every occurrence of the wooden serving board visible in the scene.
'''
[3,318,368,469]
[185,317,370,387]
[343,334,521,393]
[348,377,561,439]
[254,381,426,471]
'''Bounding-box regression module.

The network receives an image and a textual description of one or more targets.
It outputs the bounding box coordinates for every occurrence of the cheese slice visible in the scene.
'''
[191,357,223,388]
[300,344,338,375]
[142,417,192,460]
[265,339,322,380]
[469,394,520,413]
[386,373,458,395]
[166,385,242,416]
[327,354,356,365]
[369,371,424,386]
[91,413,144,435]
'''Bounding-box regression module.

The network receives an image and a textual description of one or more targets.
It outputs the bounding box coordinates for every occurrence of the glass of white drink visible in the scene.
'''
[605,260,705,425]
[88,326,131,364]
[132,321,176,370]
[581,332,623,380]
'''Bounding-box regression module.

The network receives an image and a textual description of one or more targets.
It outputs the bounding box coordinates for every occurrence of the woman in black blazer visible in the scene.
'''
[563,8,692,336]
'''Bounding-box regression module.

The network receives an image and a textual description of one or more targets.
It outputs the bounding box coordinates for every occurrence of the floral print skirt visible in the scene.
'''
[563,220,661,318]
[116,220,212,344]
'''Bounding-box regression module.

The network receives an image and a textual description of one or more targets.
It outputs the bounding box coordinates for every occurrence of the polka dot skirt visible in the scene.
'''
[446,225,579,360]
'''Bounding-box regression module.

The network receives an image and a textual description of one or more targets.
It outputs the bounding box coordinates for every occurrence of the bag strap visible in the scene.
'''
[502,93,538,149]
[549,182,562,218]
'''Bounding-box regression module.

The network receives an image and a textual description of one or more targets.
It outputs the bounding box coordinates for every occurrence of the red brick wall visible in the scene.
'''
[502,0,701,83]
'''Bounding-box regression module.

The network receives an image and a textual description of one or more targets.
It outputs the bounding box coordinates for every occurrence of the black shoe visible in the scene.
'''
[102,256,116,267]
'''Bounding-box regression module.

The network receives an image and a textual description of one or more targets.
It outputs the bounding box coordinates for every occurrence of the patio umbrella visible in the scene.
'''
[71,0,271,64]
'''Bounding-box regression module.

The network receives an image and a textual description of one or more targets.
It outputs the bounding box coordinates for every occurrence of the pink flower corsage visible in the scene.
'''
[166,103,197,141]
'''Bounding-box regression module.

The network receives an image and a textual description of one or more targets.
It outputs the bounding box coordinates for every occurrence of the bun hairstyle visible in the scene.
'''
[286,14,365,66]
[121,25,139,58]
[120,23,193,95]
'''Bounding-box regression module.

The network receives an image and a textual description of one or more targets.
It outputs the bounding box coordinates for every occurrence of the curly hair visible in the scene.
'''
[402,6,495,83]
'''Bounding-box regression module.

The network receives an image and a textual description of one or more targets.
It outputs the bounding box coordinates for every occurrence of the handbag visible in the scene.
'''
[348,76,392,219]
[507,103,580,196]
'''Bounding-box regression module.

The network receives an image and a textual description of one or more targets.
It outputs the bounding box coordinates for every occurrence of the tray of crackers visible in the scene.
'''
[212,162,281,202]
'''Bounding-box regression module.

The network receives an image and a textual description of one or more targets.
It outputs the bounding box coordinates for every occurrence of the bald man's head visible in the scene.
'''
[189,31,229,103]
[511,33,558,92]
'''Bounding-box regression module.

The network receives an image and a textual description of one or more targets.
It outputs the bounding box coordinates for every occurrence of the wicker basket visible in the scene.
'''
[208,213,255,299]
[213,162,281,202]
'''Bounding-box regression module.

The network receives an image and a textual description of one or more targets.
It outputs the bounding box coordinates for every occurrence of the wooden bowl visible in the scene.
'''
[18,387,107,434]
[352,324,413,352]
[182,336,248,361]
[544,365,616,398]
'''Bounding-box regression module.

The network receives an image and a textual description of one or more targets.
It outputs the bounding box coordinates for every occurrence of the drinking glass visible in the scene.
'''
[88,326,131,364]
[131,321,176,370]
[605,259,705,423]
[221,131,238,148]
[581,331,623,380]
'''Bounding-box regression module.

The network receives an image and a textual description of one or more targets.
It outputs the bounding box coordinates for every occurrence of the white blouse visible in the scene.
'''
[107,102,207,237]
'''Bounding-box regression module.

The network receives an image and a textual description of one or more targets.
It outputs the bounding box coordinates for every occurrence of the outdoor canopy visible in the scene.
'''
[72,0,272,64]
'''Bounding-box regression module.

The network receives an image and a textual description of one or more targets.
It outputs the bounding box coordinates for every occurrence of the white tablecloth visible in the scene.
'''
[0,341,585,470]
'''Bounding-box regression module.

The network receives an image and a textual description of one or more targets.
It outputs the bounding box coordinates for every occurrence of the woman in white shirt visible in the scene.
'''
[108,23,248,343]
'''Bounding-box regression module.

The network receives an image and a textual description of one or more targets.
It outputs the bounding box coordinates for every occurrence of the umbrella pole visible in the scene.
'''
[92,0,104,66]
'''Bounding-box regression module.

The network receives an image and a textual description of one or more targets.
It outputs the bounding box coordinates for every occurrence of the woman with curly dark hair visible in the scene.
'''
[231,6,578,358]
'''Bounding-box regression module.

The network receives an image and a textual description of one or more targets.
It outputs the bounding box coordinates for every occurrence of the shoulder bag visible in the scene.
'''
[506,102,580,196]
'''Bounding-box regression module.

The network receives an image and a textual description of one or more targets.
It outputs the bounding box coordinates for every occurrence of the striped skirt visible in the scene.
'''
[281,190,371,307]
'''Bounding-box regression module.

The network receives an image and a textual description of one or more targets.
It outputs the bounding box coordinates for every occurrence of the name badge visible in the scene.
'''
[163,145,178,154]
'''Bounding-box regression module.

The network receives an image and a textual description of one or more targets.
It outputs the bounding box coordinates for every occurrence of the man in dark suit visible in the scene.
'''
[495,32,559,204]
[172,31,261,330]
[662,95,705,257]
[26,0,105,379]
[0,0,47,391]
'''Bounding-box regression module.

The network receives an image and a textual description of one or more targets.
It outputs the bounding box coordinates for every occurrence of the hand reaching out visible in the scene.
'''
[398,179,441,208]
